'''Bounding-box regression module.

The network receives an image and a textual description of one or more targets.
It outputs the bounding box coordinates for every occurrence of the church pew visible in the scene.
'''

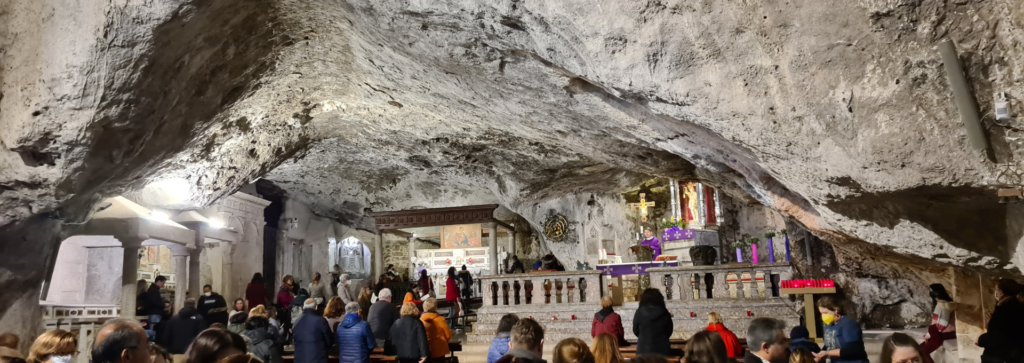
[621,353,681,363]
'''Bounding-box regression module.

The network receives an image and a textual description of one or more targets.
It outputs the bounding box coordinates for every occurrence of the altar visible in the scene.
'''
[369,204,515,296]
[597,260,680,304]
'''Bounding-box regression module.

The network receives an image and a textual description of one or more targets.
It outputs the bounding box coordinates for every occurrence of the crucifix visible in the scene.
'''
[629,193,655,223]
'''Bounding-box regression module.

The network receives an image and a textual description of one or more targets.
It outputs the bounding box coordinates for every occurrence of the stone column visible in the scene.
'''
[222,244,235,302]
[407,237,416,279]
[487,222,498,275]
[953,269,990,362]
[374,230,384,281]
[167,245,190,311]
[188,246,202,300]
[117,235,147,318]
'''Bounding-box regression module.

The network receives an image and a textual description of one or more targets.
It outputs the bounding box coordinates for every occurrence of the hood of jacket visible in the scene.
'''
[177,307,201,319]
[245,327,275,345]
[421,312,442,321]
[341,313,362,329]
[595,307,614,322]
[636,303,671,319]
[706,323,730,332]
[502,348,546,363]
[291,295,309,307]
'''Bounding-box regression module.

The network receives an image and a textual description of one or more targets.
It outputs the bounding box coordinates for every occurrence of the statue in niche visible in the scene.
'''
[338,238,370,279]
[727,273,739,299]
[755,271,766,298]
[663,275,674,300]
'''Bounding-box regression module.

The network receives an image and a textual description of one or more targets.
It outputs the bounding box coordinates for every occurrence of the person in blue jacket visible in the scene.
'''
[337,302,375,363]
[814,295,868,363]
[487,314,521,363]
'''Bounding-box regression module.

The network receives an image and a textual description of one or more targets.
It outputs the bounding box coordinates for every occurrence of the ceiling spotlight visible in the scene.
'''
[209,220,225,229]
[151,211,170,220]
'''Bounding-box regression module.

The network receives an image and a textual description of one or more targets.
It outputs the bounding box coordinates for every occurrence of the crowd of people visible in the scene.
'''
[7,273,1023,363]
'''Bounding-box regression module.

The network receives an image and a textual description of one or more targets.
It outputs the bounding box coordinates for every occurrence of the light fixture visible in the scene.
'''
[208,220,225,229]
[151,211,170,220]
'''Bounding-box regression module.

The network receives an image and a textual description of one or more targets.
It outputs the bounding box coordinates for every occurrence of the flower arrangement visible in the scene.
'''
[731,237,760,263]
[661,216,687,230]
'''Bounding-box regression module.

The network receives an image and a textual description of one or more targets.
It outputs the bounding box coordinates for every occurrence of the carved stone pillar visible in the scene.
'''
[167,245,190,311]
[487,222,498,275]
[374,230,384,282]
[188,246,202,300]
[117,235,147,318]
[407,237,416,279]
[221,244,235,300]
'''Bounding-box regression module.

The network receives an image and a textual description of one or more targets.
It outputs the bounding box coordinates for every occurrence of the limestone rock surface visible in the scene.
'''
[3,0,1024,330]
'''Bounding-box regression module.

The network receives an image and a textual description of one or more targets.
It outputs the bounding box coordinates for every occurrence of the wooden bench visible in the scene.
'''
[621,353,682,363]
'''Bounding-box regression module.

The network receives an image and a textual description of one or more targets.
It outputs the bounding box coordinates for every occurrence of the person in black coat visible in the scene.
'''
[367,288,399,348]
[162,299,206,354]
[387,303,430,363]
[506,256,525,274]
[632,288,673,357]
[459,266,474,300]
[978,279,1024,363]
[143,276,168,340]
[292,299,335,363]
[197,284,229,327]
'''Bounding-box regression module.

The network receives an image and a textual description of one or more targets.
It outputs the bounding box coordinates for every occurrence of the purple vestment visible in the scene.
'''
[642,237,662,260]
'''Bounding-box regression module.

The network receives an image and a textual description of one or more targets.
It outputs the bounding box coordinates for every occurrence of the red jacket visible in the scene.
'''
[706,323,743,358]
[446,277,460,302]
[245,283,267,309]
[592,308,626,345]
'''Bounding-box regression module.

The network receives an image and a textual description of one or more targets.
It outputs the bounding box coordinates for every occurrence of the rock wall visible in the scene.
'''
[4,0,1024,343]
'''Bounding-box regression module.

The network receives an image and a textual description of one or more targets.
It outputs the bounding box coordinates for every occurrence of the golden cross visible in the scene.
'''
[628,193,656,222]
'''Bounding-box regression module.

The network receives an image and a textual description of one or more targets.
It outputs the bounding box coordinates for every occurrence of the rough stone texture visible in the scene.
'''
[4,0,1024,336]
[84,248,124,305]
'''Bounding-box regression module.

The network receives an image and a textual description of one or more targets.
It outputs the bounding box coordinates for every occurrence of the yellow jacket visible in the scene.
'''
[419,312,451,357]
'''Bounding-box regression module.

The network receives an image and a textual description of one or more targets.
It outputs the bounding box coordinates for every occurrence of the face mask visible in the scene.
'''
[204,292,211,297]
[51,355,73,363]
[821,313,836,325]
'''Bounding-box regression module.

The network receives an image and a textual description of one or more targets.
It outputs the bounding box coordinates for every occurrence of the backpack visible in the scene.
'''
[251,338,275,363]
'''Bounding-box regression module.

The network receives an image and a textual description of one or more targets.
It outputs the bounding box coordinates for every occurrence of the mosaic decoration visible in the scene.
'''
[543,214,569,242]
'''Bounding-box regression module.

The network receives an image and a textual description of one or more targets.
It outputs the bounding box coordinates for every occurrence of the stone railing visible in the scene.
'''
[477,270,603,308]
[40,302,121,363]
[646,263,793,302]
[41,302,121,323]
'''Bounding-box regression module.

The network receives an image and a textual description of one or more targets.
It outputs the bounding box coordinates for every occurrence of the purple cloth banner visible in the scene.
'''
[597,261,679,277]
[660,228,696,242]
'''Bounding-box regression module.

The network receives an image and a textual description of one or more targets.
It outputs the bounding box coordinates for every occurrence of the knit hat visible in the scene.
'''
[790,326,810,340]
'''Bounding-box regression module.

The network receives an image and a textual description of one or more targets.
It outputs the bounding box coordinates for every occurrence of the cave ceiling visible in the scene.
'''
[2,0,1024,273]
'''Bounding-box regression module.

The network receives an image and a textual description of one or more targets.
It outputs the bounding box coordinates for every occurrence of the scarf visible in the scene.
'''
[595,307,614,322]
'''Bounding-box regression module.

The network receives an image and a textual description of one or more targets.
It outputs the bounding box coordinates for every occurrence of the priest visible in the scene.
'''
[641,228,662,260]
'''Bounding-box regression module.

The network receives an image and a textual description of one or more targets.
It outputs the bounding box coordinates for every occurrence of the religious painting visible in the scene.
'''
[441,224,482,249]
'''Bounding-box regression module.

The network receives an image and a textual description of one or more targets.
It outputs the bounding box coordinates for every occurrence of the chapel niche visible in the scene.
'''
[331,237,372,280]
